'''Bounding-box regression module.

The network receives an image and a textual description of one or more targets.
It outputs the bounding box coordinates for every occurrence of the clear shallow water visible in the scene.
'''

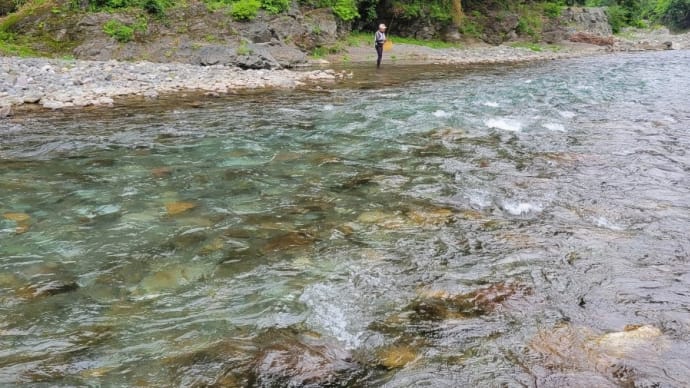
[1,51,689,387]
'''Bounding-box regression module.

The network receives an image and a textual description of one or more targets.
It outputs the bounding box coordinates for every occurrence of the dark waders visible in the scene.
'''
[376,43,383,68]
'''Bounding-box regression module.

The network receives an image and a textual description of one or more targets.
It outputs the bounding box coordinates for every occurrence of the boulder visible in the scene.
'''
[234,43,281,70]
[260,41,307,68]
[197,45,236,66]
[270,15,309,44]
[196,43,281,69]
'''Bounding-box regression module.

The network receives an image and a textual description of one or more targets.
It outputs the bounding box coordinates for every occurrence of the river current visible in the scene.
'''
[1,50,689,387]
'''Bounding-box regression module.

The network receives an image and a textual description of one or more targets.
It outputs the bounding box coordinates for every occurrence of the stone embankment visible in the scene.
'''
[0,57,342,116]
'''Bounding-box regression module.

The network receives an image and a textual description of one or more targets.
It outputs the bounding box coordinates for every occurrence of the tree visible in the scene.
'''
[452,0,464,25]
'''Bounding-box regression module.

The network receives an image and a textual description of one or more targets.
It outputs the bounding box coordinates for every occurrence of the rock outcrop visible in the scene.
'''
[3,1,346,69]
[543,7,612,43]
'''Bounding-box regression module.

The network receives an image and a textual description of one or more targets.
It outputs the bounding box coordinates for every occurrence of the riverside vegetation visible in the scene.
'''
[1,0,689,59]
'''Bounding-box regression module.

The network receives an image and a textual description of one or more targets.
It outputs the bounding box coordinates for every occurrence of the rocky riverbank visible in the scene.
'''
[1,25,689,118]
[0,57,343,116]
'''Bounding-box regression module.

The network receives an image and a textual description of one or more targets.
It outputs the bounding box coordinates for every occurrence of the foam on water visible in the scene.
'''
[433,110,451,118]
[485,118,523,132]
[482,101,500,107]
[502,201,543,215]
[559,111,576,119]
[543,122,566,132]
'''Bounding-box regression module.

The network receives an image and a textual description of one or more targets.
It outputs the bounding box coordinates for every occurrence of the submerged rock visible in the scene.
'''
[406,207,455,228]
[262,231,315,253]
[16,280,80,299]
[409,282,530,321]
[3,211,32,233]
[165,201,197,216]
[528,323,670,386]
[246,329,359,387]
[357,211,407,229]
[2,212,30,222]
[377,345,418,369]
[134,263,209,295]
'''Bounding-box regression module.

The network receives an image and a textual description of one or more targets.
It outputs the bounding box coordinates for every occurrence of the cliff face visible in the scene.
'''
[2,1,348,68]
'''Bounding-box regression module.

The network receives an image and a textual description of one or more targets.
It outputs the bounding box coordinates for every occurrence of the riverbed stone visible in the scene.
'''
[248,328,359,387]
[17,280,80,299]
[409,282,530,321]
[136,263,208,294]
[165,201,197,216]
[3,212,31,222]
[528,323,669,386]
[377,345,418,369]
[262,231,315,252]
[407,207,455,228]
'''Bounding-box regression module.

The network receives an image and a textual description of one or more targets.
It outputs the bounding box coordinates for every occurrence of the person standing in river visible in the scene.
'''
[375,24,387,68]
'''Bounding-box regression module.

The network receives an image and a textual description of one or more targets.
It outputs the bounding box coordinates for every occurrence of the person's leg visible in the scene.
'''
[376,45,383,67]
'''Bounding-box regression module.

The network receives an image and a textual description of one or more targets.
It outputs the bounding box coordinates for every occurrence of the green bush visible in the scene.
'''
[103,19,135,42]
[543,2,563,18]
[606,4,627,32]
[231,0,261,20]
[142,0,168,16]
[261,0,289,13]
[333,0,359,21]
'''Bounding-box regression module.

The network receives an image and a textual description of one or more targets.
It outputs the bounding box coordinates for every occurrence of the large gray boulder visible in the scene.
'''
[260,41,307,68]
[196,43,281,69]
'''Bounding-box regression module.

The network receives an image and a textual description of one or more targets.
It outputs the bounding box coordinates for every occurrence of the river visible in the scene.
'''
[1,50,689,387]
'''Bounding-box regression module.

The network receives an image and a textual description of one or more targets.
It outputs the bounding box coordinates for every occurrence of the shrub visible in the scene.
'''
[606,4,627,33]
[230,0,261,20]
[261,0,289,14]
[543,2,563,18]
[142,0,168,16]
[332,0,359,21]
[103,19,135,42]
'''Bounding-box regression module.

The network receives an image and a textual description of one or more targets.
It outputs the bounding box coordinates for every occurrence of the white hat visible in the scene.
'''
[379,24,387,29]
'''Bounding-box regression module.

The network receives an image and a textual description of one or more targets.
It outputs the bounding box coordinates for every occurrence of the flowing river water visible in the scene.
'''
[1,50,689,387]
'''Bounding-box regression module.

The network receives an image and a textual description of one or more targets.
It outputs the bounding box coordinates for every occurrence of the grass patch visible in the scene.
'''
[345,32,462,49]
[236,39,251,55]
[389,35,462,49]
[510,41,562,52]
[0,31,38,56]
[510,41,543,51]
[309,46,326,59]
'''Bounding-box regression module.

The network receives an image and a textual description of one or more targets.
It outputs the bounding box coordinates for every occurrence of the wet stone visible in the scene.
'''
[262,231,315,253]
[151,166,173,178]
[244,328,360,387]
[409,283,530,321]
[165,201,197,216]
[528,323,669,386]
[377,345,418,369]
[17,280,80,299]
[166,228,210,249]
[406,207,455,228]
